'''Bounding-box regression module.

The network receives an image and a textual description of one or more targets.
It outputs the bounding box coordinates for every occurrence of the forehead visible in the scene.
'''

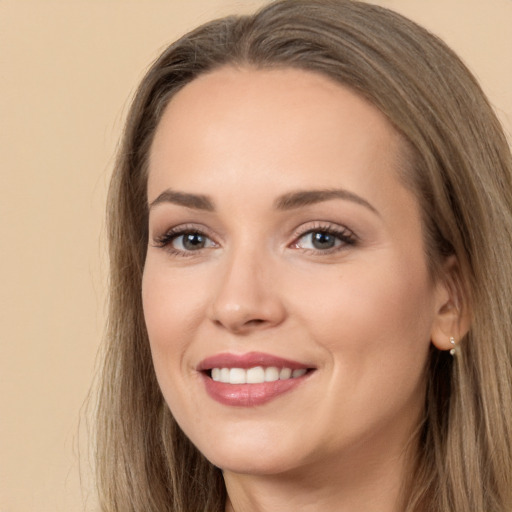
[148,66,406,200]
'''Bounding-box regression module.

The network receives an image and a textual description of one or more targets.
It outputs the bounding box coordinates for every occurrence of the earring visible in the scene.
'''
[449,336,456,356]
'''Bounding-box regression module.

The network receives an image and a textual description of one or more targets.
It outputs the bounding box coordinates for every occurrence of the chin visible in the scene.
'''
[209,450,298,477]
[190,425,306,476]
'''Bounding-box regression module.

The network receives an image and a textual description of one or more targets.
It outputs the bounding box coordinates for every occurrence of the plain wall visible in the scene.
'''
[0,1,510,510]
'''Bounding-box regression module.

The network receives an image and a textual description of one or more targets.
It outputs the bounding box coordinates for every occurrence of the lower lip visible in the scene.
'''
[202,373,309,407]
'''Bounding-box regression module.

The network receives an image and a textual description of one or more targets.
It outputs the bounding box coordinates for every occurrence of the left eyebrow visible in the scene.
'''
[274,188,379,216]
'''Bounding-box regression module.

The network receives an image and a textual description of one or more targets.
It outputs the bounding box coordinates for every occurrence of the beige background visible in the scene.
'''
[1,1,510,511]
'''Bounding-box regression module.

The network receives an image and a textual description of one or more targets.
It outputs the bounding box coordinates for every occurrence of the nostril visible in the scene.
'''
[213,317,267,334]
[212,318,262,327]
[247,319,265,326]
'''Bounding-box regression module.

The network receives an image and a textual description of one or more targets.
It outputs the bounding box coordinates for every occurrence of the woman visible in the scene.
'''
[96,1,512,511]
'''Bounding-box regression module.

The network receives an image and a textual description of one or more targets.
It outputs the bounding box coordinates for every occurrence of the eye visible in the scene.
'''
[152,226,218,256]
[172,232,215,251]
[293,226,356,252]
[298,231,339,250]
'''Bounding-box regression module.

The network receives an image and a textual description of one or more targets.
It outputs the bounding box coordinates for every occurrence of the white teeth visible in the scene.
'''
[279,367,292,380]
[210,366,308,384]
[229,368,246,384]
[264,367,280,382]
[220,368,230,382]
[246,366,265,384]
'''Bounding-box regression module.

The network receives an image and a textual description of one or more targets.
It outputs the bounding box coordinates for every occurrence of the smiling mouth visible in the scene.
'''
[207,366,309,384]
[198,352,315,406]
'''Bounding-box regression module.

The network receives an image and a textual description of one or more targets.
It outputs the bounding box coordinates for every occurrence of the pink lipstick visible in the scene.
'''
[197,352,314,407]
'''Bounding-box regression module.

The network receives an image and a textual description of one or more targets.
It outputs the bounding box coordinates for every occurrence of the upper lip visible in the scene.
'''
[197,352,313,371]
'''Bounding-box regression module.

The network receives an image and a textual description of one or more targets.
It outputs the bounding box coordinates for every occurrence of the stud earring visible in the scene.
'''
[449,336,456,356]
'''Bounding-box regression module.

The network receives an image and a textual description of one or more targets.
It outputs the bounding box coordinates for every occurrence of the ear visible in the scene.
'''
[430,255,472,351]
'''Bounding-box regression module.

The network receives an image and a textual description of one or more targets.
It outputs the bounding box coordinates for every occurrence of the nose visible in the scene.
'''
[208,247,287,334]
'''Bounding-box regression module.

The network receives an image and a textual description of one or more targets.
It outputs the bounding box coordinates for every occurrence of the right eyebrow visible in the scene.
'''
[148,189,215,211]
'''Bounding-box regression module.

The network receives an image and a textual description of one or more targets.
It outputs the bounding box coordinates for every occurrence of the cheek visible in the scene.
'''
[292,257,435,435]
[142,260,207,341]
[141,261,205,393]
[142,261,223,440]
[288,253,436,366]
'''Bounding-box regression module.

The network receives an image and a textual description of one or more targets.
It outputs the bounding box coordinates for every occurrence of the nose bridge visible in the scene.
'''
[209,238,285,332]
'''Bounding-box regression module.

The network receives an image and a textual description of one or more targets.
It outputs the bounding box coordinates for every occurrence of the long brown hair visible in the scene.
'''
[95,1,512,510]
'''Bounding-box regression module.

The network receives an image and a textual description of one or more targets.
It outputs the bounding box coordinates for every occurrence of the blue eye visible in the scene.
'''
[294,227,356,252]
[172,232,214,251]
[153,228,217,255]
[302,231,339,250]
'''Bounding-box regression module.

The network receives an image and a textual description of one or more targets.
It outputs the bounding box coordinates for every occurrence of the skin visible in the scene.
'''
[142,67,458,512]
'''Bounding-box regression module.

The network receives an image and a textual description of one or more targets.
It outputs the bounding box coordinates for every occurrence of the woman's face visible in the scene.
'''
[142,67,450,477]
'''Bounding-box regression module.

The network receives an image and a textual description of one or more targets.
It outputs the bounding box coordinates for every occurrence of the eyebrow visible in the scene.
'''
[149,189,215,211]
[148,187,378,215]
[274,189,379,215]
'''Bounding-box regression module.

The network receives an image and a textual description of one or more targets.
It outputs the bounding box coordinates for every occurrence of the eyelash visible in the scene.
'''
[292,223,358,254]
[152,222,357,257]
[152,224,217,258]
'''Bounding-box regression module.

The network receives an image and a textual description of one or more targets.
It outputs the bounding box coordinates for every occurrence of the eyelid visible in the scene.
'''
[151,223,219,250]
[150,220,357,256]
[290,221,356,239]
[289,221,358,252]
